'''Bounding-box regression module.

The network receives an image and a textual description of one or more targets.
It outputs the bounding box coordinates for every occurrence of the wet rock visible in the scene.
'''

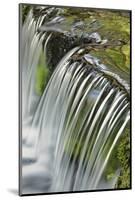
[88,32,102,43]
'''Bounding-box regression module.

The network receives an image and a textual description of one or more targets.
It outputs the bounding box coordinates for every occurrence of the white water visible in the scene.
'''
[20,11,130,194]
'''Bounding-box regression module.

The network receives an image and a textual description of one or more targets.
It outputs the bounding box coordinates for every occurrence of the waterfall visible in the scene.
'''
[20,9,130,194]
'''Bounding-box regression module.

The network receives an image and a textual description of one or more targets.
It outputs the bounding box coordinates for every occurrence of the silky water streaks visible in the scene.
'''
[20,5,131,195]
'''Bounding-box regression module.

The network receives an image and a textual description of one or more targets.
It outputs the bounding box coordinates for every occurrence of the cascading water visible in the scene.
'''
[20,7,130,194]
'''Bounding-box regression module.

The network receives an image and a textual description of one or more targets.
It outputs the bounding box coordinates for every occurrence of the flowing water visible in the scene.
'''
[20,9,130,194]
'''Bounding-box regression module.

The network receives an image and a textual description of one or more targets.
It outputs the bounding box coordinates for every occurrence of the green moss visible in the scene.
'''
[67,9,130,73]
[21,5,32,23]
[35,65,48,95]
[89,46,129,73]
[103,128,130,188]
[116,128,131,188]
[121,44,130,69]
[35,52,49,95]
[105,48,125,70]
